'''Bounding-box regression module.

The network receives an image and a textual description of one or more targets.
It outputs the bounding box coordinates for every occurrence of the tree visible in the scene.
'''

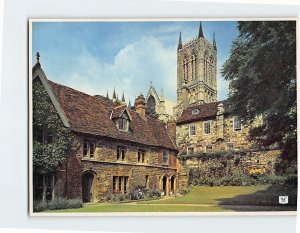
[222,21,296,157]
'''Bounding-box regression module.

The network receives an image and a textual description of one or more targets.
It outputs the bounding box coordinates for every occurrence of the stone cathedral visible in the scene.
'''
[174,22,218,116]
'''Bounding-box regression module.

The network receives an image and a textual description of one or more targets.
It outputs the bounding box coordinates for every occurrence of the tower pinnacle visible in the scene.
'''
[213,32,217,50]
[178,31,182,50]
[198,22,204,38]
[113,87,116,99]
[36,52,40,64]
[122,90,125,102]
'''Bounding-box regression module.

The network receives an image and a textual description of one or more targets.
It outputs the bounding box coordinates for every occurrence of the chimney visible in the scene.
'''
[135,94,146,119]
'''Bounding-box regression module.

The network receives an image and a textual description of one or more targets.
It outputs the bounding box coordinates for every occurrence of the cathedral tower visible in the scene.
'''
[176,22,217,114]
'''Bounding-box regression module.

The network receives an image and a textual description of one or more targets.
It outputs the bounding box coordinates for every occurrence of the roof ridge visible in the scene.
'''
[47,79,115,106]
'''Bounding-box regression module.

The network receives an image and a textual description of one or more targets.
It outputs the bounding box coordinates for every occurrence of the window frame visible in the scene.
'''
[189,124,196,136]
[112,176,129,194]
[191,109,199,115]
[203,120,211,135]
[162,150,169,166]
[118,118,128,131]
[187,147,194,155]
[117,145,126,161]
[35,129,55,144]
[233,117,242,131]
[83,139,96,158]
[137,149,146,163]
[226,142,235,151]
[205,145,213,153]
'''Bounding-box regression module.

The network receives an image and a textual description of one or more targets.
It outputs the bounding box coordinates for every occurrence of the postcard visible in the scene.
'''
[29,19,297,215]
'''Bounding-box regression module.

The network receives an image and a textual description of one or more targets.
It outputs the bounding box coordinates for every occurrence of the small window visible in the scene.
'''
[138,149,146,163]
[233,117,242,131]
[118,118,128,131]
[162,150,169,166]
[83,140,89,157]
[83,140,96,158]
[192,109,199,115]
[90,142,95,157]
[35,129,54,144]
[117,146,126,161]
[203,121,211,134]
[112,176,129,194]
[113,176,118,193]
[189,125,196,136]
[226,143,234,151]
[187,147,194,155]
[205,145,213,153]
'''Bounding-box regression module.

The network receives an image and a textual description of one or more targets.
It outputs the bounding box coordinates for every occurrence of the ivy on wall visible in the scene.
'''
[32,78,80,174]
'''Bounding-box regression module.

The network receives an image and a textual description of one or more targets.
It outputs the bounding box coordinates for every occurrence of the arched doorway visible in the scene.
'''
[170,175,176,195]
[162,175,168,196]
[82,172,95,203]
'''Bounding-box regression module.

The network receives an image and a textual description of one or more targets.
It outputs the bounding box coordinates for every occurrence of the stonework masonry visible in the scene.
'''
[54,135,178,202]
[179,150,281,186]
[175,23,218,116]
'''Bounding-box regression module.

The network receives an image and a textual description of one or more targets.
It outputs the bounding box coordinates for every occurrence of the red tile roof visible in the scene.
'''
[176,101,229,125]
[47,80,177,151]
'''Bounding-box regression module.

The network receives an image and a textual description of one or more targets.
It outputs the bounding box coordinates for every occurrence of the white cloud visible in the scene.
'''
[49,33,229,104]
[57,36,177,104]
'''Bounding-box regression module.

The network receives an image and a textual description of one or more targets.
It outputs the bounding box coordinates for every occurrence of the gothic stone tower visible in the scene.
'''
[176,22,217,114]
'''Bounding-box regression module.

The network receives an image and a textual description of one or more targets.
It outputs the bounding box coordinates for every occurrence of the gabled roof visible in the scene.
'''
[176,101,229,125]
[111,105,132,121]
[33,66,177,151]
[32,63,70,128]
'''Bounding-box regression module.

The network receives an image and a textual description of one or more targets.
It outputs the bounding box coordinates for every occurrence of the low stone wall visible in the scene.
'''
[178,150,281,185]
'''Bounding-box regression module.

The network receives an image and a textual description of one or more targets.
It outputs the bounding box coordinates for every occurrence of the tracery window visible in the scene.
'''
[183,58,188,81]
[191,54,196,80]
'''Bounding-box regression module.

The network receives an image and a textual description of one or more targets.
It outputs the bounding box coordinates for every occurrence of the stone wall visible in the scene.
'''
[81,160,177,201]
[178,150,281,184]
[54,134,179,202]
[176,114,263,154]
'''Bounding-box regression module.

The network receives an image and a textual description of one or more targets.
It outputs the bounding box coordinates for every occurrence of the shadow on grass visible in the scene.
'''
[217,185,297,212]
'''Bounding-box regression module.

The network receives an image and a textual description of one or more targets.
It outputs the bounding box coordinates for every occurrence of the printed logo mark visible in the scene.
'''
[279,196,288,204]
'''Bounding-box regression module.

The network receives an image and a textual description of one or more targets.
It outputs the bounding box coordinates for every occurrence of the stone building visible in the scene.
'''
[32,61,179,203]
[174,22,218,116]
[176,101,259,153]
[174,24,281,186]
[146,83,176,123]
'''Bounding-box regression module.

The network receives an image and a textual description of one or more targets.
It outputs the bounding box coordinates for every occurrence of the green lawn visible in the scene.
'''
[47,185,297,213]
[51,203,225,212]
[142,186,268,205]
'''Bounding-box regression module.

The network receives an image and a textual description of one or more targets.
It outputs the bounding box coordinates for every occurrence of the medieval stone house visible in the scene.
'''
[32,61,179,203]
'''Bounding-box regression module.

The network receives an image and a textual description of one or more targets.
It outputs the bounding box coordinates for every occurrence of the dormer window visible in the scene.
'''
[192,109,199,115]
[112,107,132,132]
[118,118,128,131]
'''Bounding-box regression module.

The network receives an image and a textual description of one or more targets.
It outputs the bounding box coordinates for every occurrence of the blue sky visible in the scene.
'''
[32,21,238,103]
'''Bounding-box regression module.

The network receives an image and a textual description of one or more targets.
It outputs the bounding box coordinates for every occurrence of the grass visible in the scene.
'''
[47,185,297,213]
[142,186,268,205]
[50,203,226,212]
